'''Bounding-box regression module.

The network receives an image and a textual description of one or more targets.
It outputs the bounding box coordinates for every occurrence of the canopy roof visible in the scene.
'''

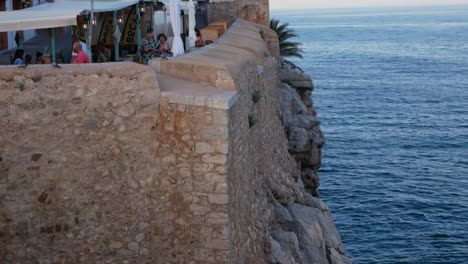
[0,0,139,32]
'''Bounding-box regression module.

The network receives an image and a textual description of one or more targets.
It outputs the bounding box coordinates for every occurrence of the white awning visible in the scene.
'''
[0,0,139,32]
[158,0,190,11]
[56,0,140,13]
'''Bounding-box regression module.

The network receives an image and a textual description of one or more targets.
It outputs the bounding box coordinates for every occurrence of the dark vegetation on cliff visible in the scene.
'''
[269,18,304,71]
[269,18,304,59]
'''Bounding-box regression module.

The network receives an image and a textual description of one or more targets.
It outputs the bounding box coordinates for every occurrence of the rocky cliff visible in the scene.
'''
[265,64,352,263]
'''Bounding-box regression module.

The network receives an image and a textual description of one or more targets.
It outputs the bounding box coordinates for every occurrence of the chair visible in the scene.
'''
[61,48,72,63]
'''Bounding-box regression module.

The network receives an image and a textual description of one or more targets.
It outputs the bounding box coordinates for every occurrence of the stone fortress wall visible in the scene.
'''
[206,0,270,26]
[0,64,160,263]
[0,15,350,264]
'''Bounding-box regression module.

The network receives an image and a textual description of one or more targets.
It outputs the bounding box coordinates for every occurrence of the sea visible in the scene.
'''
[272,5,468,264]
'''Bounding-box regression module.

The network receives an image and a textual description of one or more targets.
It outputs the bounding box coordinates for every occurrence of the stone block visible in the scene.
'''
[135,233,145,242]
[202,154,228,165]
[201,28,221,41]
[215,143,229,154]
[214,183,228,194]
[178,167,192,178]
[193,163,214,173]
[205,239,229,250]
[212,110,228,125]
[128,242,139,252]
[194,182,215,193]
[195,142,214,154]
[110,240,124,249]
[189,204,211,216]
[208,194,228,205]
[207,213,228,225]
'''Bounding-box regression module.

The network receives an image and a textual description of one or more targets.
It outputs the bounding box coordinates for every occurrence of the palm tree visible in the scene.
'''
[269,18,303,60]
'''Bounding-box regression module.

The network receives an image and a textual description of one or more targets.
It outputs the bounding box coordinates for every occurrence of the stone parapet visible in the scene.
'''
[0,63,160,263]
[0,62,155,82]
[158,74,237,110]
[150,19,270,91]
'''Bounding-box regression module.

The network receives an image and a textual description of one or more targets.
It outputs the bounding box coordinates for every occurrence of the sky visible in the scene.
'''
[269,0,468,9]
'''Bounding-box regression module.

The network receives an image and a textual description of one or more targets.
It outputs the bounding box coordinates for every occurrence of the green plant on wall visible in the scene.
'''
[252,90,262,104]
[16,80,26,91]
[248,114,256,128]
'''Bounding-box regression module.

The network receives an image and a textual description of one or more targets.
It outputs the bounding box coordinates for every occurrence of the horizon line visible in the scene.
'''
[269,3,468,11]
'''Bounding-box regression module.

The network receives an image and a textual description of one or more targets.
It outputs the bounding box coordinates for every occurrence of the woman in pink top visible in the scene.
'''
[72,42,90,64]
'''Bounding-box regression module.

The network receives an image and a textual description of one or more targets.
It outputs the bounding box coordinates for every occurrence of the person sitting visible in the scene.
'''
[142,28,159,64]
[12,49,26,65]
[95,42,111,62]
[195,28,206,48]
[157,33,171,54]
[72,42,90,64]
[25,54,33,65]
[35,52,47,64]
[71,35,88,62]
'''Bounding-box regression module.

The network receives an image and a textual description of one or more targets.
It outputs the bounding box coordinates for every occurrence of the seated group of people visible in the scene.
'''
[12,29,208,66]
[11,36,92,65]
[12,49,48,65]
[142,29,172,64]
[141,28,206,64]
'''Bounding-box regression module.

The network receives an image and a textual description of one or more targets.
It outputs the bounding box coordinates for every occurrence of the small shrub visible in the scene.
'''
[252,90,262,104]
[278,197,289,206]
[16,80,26,91]
[294,197,305,205]
[248,114,255,128]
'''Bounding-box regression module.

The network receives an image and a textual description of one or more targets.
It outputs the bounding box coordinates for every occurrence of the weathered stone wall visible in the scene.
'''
[222,21,350,264]
[152,19,304,263]
[227,50,301,264]
[207,0,269,26]
[152,17,350,263]
[1,18,350,264]
[152,93,231,263]
[150,19,280,263]
[0,63,160,263]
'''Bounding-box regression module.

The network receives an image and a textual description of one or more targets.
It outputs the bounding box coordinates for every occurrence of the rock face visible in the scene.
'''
[265,65,352,264]
[278,66,324,198]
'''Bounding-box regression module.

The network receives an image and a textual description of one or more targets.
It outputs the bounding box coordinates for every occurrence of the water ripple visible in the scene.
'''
[274,6,468,264]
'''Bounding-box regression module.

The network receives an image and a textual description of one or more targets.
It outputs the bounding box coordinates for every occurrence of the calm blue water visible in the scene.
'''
[272,6,468,264]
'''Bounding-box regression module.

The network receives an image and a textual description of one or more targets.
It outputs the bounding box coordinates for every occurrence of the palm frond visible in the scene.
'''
[270,18,303,59]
